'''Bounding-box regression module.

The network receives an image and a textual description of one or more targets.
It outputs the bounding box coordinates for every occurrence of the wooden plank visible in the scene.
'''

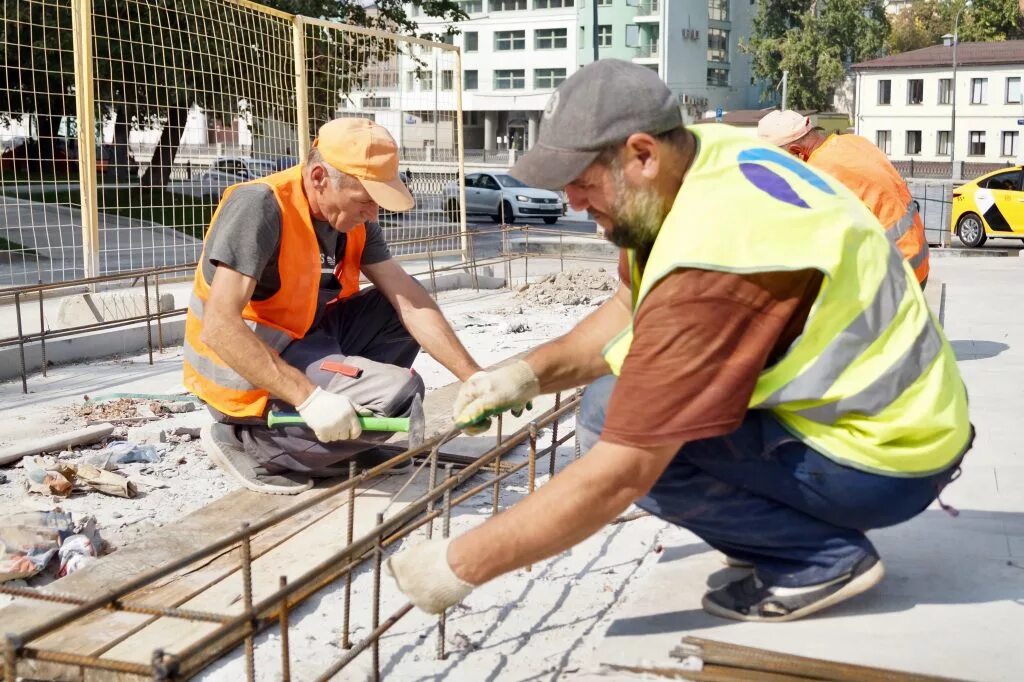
[100,473,423,665]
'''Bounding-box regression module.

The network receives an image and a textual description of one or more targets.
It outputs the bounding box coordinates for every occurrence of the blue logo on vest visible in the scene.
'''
[737,148,835,209]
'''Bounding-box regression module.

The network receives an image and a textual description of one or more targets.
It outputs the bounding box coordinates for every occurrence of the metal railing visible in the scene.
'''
[635,41,660,59]
[0,0,467,289]
[1,224,615,392]
[634,0,660,16]
[893,158,1014,180]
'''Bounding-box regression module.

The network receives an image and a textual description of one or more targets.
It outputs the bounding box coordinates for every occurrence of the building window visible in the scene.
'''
[534,0,573,7]
[495,69,526,90]
[1002,131,1019,157]
[441,70,454,91]
[876,130,891,154]
[905,130,922,155]
[707,67,729,87]
[360,97,390,109]
[464,70,478,90]
[535,67,567,89]
[969,131,986,156]
[877,79,891,105]
[492,0,527,10]
[598,0,613,5]
[464,31,478,52]
[970,78,988,104]
[1007,77,1022,104]
[907,78,924,104]
[495,30,526,51]
[536,28,568,49]
[457,0,483,12]
[938,78,952,105]
[707,28,729,63]
[708,0,729,21]
[598,25,612,47]
[625,24,640,47]
[937,130,951,156]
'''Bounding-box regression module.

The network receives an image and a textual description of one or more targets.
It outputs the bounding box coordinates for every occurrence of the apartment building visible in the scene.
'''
[852,41,1024,166]
[384,0,764,153]
[578,0,762,123]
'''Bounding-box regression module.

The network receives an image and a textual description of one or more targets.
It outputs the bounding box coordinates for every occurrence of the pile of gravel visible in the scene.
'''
[515,268,618,306]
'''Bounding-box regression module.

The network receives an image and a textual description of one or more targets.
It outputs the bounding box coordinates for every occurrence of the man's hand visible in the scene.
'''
[453,360,540,434]
[385,538,475,614]
[296,387,367,442]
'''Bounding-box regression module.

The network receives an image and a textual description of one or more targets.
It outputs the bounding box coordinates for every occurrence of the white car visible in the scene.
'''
[444,172,565,224]
[197,157,278,200]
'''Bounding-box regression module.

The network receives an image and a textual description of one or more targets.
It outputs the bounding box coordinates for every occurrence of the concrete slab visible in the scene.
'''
[584,254,1024,682]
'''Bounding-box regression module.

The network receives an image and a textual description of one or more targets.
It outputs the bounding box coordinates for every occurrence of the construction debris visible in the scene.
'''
[0,511,104,583]
[74,463,138,499]
[84,442,161,468]
[515,268,617,306]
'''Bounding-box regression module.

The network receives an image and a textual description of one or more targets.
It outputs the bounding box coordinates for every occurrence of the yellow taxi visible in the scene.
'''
[951,166,1024,247]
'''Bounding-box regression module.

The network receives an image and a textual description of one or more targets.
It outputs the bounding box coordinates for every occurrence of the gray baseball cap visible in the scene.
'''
[510,59,682,190]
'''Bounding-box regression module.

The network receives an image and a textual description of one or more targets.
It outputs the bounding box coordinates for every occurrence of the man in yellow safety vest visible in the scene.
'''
[385,60,973,623]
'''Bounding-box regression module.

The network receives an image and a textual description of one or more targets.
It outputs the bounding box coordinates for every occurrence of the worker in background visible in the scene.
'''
[758,110,930,288]
[386,60,972,622]
[186,118,480,494]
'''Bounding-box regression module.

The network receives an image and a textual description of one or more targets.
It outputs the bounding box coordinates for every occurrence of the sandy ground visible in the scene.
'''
[1,269,663,682]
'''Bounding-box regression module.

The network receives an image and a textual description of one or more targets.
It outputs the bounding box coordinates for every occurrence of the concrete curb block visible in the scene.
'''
[507,236,616,258]
[929,248,1020,258]
[0,272,506,383]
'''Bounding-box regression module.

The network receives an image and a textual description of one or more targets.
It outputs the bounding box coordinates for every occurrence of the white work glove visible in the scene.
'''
[385,538,475,614]
[453,360,541,435]
[296,387,367,442]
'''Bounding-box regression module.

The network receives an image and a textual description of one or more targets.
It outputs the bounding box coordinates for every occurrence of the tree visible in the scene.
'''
[887,0,1024,54]
[744,0,889,110]
[0,0,465,186]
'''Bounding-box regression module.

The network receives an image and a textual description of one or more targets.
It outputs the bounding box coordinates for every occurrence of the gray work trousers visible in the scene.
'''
[211,288,424,476]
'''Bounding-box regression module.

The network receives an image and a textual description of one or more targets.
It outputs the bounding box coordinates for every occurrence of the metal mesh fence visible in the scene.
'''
[0,0,464,289]
[301,18,463,258]
[1,0,82,286]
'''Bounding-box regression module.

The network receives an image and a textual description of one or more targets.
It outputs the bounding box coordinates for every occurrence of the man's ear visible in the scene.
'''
[309,164,328,190]
[623,132,660,181]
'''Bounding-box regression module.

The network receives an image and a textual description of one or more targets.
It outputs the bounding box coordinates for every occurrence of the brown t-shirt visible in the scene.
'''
[601,253,823,448]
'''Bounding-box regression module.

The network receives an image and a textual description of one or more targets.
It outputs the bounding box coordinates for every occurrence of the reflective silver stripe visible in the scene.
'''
[792,318,943,425]
[908,240,929,270]
[183,340,258,392]
[189,292,293,351]
[887,199,918,242]
[761,248,908,406]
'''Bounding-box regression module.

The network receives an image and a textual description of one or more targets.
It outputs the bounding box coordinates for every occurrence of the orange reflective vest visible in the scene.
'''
[808,134,929,285]
[183,166,367,418]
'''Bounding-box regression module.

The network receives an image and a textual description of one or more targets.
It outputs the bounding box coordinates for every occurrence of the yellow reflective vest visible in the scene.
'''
[603,124,970,477]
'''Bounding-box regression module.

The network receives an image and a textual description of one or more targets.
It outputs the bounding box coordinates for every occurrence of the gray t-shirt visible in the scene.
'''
[202,184,391,329]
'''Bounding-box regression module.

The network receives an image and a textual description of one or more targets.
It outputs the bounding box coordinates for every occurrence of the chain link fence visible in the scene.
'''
[0,0,464,289]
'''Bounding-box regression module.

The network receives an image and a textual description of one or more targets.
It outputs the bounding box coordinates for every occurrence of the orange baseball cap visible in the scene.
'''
[313,118,414,212]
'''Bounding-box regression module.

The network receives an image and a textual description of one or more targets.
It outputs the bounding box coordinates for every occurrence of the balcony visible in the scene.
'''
[634,0,659,21]
[633,41,659,62]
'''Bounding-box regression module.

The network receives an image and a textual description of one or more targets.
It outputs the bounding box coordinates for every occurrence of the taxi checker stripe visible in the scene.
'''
[188,293,293,350]
[887,199,918,242]
[183,341,257,392]
[793,316,943,425]
[759,247,908,407]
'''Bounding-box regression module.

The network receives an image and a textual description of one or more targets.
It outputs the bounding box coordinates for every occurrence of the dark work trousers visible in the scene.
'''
[212,288,424,476]
[576,375,966,588]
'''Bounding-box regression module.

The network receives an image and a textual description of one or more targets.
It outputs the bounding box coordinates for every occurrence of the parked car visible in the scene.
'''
[951,166,1024,247]
[197,157,278,200]
[443,172,565,224]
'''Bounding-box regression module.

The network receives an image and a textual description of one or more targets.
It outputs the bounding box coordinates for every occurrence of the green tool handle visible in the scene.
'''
[267,411,410,432]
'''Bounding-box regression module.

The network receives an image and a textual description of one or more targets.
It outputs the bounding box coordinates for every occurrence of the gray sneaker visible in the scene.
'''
[201,423,313,495]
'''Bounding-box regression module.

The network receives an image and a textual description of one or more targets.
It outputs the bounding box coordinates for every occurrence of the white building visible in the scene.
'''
[852,41,1024,166]
[409,0,578,153]
[395,0,763,152]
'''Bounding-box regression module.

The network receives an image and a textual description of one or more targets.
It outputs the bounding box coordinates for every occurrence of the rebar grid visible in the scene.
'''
[1,393,582,680]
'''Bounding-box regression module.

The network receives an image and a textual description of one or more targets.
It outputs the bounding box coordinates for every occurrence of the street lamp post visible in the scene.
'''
[950,1,972,181]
